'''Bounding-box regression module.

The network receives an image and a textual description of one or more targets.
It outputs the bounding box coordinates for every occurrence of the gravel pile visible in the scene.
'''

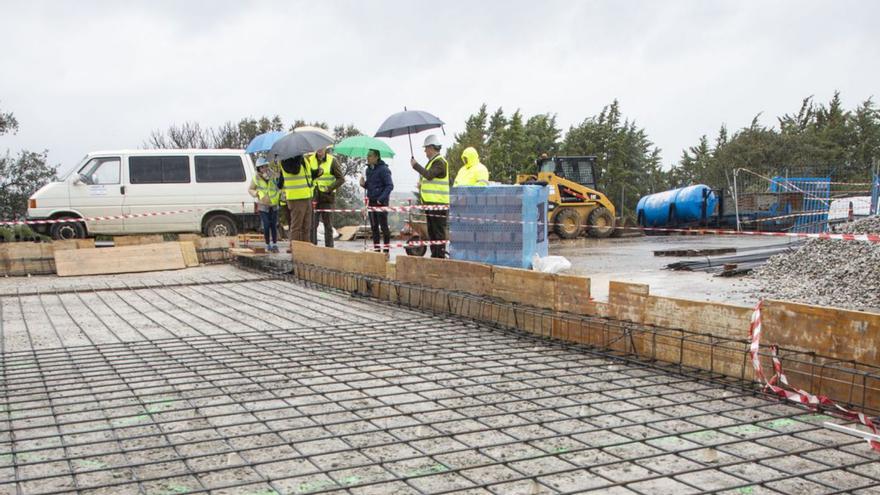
[752,237,880,311]
[833,215,880,234]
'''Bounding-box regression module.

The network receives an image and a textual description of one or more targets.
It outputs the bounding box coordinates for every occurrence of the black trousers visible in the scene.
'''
[426,209,448,258]
[369,210,390,252]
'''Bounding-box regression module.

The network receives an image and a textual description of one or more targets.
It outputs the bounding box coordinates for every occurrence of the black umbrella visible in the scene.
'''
[374,108,444,157]
[268,129,335,161]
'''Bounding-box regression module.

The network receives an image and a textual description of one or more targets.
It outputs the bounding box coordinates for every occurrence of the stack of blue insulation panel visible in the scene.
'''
[448,185,548,268]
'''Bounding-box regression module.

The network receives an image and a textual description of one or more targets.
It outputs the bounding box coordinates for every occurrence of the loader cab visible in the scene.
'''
[537,156,599,190]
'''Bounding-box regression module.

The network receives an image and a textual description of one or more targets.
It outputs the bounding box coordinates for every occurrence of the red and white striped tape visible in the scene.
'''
[441,212,880,243]
[1,208,197,227]
[749,300,880,451]
[312,204,880,243]
[368,239,449,249]
[314,204,449,214]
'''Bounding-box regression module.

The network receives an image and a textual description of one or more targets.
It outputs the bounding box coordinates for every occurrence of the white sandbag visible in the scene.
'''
[531,254,572,274]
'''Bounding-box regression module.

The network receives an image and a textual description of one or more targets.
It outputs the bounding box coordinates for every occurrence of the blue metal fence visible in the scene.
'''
[769,176,831,233]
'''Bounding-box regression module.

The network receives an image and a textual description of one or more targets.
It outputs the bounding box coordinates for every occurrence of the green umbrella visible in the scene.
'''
[333,135,396,159]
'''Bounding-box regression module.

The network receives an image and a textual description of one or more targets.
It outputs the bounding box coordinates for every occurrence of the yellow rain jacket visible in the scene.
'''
[454,147,490,186]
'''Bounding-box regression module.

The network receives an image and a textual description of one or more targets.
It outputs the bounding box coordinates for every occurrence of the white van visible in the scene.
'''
[27,149,260,239]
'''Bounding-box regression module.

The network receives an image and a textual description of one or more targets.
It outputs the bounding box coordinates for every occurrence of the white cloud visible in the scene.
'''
[1,0,878,192]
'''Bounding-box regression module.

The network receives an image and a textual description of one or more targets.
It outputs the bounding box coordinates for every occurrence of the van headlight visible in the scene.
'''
[28,199,37,209]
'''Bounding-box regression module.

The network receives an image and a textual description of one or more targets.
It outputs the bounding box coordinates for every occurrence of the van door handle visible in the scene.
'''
[120,185,126,195]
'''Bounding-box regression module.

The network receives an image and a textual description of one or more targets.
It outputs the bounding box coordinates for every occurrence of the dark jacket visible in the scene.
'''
[281,155,321,180]
[364,160,393,205]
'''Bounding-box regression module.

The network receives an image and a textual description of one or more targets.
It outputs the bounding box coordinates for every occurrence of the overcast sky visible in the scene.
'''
[1,0,878,190]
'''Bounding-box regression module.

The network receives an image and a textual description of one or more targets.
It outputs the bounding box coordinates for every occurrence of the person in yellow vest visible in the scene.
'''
[410,134,449,258]
[280,154,322,243]
[454,147,490,186]
[307,147,345,247]
[248,157,283,252]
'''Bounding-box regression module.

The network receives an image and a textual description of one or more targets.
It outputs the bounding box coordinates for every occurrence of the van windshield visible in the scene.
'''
[59,155,89,181]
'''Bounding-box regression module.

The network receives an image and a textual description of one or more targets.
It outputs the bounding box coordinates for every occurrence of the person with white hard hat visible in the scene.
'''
[248,157,283,252]
[410,134,449,258]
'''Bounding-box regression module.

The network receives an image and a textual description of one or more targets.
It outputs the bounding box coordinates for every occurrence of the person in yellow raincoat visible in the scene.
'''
[454,147,490,186]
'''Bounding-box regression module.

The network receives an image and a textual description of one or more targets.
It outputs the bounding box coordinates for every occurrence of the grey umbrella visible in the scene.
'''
[374,109,444,156]
[268,129,335,161]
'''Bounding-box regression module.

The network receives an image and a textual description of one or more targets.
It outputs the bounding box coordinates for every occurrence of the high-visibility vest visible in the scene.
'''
[253,175,281,206]
[419,155,450,204]
[281,160,317,201]
[307,154,337,193]
[454,163,490,187]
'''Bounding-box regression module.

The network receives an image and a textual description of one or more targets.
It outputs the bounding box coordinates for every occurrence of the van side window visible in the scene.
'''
[78,157,121,185]
[195,156,246,183]
[129,156,191,184]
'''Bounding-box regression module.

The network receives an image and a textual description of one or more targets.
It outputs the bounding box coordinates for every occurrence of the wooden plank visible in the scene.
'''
[555,274,591,314]
[608,281,649,322]
[113,235,165,247]
[229,247,266,258]
[179,242,199,267]
[52,239,95,251]
[395,257,493,296]
[645,295,751,340]
[54,243,186,277]
[491,266,556,310]
[178,233,201,242]
[0,243,55,276]
[194,236,238,262]
[762,299,880,366]
[291,241,387,278]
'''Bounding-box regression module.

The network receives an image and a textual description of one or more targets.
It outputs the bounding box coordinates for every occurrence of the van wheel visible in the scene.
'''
[50,220,86,240]
[204,215,238,237]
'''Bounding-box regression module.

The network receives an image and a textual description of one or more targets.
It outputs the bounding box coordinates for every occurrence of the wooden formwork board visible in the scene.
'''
[52,239,95,251]
[555,274,591,314]
[179,242,199,267]
[292,241,386,278]
[54,243,186,277]
[0,243,55,276]
[491,266,556,310]
[113,234,165,247]
[395,256,494,296]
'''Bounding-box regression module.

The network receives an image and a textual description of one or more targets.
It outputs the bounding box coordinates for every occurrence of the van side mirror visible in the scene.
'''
[73,173,89,185]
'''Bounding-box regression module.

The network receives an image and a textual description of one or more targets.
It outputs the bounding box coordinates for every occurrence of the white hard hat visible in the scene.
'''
[255,157,269,168]
[423,135,442,148]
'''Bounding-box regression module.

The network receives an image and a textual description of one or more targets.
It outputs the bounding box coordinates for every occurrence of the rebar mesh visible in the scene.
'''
[1,263,878,494]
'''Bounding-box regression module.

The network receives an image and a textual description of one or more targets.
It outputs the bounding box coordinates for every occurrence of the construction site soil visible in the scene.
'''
[1,265,878,494]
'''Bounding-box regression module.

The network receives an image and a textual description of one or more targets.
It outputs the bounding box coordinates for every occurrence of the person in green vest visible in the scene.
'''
[307,147,345,247]
[280,154,322,243]
[454,147,490,186]
[411,134,449,258]
[248,157,283,252]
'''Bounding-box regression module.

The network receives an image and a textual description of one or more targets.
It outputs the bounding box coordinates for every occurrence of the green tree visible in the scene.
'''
[447,105,562,184]
[495,110,531,183]
[563,100,664,219]
[0,103,18,135]
[524,113,562,171]
[0,104,57,219]
[673,92,880,195]
[446,104,488,177]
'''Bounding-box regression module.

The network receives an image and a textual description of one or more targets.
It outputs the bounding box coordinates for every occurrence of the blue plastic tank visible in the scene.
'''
[637,185,717,227]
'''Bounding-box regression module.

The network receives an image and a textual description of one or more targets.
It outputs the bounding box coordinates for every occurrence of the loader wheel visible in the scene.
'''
[587,207,615,238]
[553,208,583,239]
